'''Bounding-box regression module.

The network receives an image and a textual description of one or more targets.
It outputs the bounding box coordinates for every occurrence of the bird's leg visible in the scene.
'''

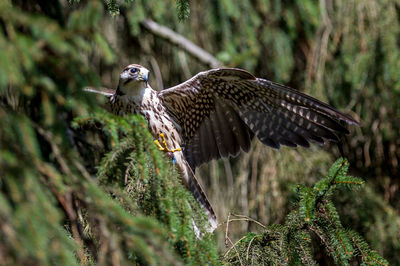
[154,133,182,153]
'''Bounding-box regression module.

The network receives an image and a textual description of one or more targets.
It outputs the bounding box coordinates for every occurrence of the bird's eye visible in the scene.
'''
[130,68,138,74]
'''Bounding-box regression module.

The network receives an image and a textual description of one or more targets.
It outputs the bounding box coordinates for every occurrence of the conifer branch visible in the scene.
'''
[222,158,388,265]
[73,112,219,264]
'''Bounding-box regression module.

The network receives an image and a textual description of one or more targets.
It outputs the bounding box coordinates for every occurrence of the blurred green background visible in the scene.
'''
[1,0,399,264]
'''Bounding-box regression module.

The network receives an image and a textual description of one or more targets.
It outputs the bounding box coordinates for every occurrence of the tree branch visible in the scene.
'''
[140,19,222,68]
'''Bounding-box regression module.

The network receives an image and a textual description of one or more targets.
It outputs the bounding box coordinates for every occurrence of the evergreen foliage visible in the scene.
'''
[0,1,216,264]
[0,0,398,265]
[73,111,219,265]
[176,0,190,21]
[223,158,388,265]
[83,0,191,19]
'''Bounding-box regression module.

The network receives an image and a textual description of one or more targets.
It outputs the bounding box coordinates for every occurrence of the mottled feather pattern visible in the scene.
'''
[109,82,217,230]
[110,94,140,116]
[160,68,358,170]
[254,79,358,126]
[87,64,359,233]
[182,100,252,170]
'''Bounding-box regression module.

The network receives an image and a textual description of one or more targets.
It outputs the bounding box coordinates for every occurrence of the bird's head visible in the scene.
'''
[117,64,150,96]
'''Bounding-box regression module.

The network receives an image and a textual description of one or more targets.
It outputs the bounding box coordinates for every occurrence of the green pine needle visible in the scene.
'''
[223,158,386,265]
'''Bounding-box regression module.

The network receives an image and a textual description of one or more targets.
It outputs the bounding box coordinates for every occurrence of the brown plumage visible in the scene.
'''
[85,64,359,232]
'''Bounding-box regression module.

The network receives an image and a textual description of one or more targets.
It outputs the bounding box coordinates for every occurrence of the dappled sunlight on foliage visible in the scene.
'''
[1,0,399,264]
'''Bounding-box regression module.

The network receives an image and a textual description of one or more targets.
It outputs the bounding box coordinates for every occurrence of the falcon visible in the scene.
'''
[85,64,359,232]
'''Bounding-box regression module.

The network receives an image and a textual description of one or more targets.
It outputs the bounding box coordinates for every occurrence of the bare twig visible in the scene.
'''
[225,236,244,266]
[140,19,222,68]
[231,213,268,230]
[223,235,247,259]
[219,218,255,226]
[246,235,258,261]
[223,213,256,266]
[224,213,242,264]
[225,213,231,247]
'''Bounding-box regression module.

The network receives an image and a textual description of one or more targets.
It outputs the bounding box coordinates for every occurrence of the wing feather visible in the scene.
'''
[159,68,359,169]
[84,87,115,97]
[211,105,230,157]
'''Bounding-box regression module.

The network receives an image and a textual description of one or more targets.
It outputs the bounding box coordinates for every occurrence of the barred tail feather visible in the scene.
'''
[177,155,217,232]
[186,163,217,232]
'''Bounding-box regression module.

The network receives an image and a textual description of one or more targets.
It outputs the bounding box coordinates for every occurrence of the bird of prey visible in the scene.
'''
[85,64,359,232]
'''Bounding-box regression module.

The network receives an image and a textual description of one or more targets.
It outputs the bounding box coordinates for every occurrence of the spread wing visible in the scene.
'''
[159,68,359,170]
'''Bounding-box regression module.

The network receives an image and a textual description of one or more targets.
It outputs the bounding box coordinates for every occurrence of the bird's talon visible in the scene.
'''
[154,133,182,153]
[154,139,164,151]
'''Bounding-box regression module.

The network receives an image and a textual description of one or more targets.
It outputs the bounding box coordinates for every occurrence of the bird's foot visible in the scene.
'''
[154,133,182,153]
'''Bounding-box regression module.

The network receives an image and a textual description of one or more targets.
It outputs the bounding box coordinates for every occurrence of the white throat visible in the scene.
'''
[120,81,148,97]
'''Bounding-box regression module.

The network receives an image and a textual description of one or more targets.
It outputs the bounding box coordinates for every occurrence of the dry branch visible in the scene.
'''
[140,19,222,68]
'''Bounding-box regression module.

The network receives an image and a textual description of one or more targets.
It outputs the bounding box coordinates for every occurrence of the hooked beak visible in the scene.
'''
[143,72,149,84]
[143,72,149,86]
